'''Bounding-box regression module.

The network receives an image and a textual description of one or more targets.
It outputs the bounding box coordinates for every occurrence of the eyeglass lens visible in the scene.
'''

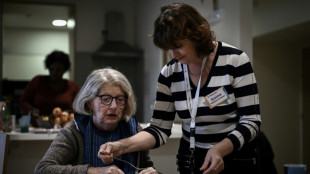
[97,95,127,106]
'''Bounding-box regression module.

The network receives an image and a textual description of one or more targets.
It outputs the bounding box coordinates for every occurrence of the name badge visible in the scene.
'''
[205,87,229,109]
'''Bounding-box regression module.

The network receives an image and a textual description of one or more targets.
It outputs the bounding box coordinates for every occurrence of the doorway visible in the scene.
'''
[2,2,75,81]
[302,47,310,174]
[1,2,75,118]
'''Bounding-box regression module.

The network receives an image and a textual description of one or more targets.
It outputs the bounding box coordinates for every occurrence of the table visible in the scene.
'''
[6,128,58,174]
[7,128,58,141]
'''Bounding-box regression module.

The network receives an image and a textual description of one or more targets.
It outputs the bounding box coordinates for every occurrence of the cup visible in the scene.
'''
[19,115,31,133]
[284,164,307,174]
[20,125,29,133]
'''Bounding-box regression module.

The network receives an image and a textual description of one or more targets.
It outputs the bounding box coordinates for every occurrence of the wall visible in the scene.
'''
[2,28,70,80]
[254,37,302,174]
[253,0,310,37]
[253,1,310,173]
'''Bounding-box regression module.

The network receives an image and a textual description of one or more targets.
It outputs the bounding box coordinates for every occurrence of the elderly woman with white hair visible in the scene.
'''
[34,67,158,174]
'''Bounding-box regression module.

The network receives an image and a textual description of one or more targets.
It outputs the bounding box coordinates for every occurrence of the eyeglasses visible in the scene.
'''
[95,95,127,106]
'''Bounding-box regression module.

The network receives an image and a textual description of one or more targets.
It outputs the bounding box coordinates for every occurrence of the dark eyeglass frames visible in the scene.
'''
[95,95,127,106]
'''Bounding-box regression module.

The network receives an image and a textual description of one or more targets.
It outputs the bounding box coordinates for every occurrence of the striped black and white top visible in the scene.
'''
[144,41,261,150]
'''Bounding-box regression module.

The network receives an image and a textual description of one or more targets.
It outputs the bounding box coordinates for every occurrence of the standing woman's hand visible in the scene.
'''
[200,146,224,174]
[200,138,233,174]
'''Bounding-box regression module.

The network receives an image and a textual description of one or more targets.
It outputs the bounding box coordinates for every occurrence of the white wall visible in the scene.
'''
[2,28,70,80]
[253,0,310,37]
[74,0,136,52]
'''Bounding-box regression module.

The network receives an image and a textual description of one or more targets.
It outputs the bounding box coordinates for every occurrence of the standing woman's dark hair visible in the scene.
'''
[45,50,71,71]
[153,3,216,58]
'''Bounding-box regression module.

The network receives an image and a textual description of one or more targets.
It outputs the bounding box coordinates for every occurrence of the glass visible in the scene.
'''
[19,115,31,133]
[96,95,127,106]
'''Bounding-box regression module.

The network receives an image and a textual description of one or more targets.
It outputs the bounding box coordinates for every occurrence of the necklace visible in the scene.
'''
[188,71,201,76]
[188,69,201,76]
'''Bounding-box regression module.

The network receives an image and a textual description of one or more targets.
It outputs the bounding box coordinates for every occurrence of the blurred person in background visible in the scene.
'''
[19,50,79,127]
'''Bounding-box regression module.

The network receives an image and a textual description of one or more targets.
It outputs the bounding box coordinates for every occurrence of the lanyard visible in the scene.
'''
[183,57,207,151]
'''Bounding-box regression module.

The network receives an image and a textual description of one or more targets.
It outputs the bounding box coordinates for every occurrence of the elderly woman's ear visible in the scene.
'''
[87,101,92,113]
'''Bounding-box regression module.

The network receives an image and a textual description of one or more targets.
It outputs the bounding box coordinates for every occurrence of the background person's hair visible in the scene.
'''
[152,3,216,58]
[72,67,136,121]
[45,50,71,71]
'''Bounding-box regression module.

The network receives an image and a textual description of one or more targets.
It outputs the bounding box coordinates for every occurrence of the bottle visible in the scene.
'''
[12,115,16,132]
[3,99,12,132]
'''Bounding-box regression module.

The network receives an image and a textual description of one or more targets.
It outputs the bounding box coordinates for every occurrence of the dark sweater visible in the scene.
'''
[34,120,154,174]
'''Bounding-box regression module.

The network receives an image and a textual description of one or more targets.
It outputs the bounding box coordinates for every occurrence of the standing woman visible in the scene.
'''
[99,3,261,174]
[19,50,79,126]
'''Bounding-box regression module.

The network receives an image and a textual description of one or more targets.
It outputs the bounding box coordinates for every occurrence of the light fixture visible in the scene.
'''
[206,8,225,26]
[52,19,67,27]
[205,0,225,26]
[66,19,75,29]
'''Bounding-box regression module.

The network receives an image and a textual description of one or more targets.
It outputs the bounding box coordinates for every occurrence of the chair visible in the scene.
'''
[0,133,10,174]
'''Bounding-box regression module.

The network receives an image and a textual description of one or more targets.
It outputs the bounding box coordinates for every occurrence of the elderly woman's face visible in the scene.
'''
[88,83,126,132]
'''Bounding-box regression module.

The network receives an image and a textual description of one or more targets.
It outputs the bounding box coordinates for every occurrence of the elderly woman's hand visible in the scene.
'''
[87,166,124,174]
[98,141,125,164]
[138,167,160,174]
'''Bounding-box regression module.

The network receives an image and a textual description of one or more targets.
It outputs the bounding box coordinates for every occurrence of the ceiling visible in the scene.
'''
[2,2,72,30]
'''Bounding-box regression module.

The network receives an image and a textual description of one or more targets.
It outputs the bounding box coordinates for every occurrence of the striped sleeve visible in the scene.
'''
[221,43,261,150]
[144,60,179,147]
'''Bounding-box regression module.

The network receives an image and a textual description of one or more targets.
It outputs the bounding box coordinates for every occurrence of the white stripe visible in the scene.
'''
[175,100,188,110]
[171,81,186,92]
[236,94,259,108]
[182,122,237,135]
[157,82,171,95]
[241,123,259,141]
[195,111,238,123]
[240,115,262,123]
[216,53,249,67]
[175,96,209,111]
[150,118,174,129]
[161,61,182,77]
[234,73,256,88]
[222,42,237,48]
[154,101,175,112]
[229,130,245,150]
[208,74,232,87]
